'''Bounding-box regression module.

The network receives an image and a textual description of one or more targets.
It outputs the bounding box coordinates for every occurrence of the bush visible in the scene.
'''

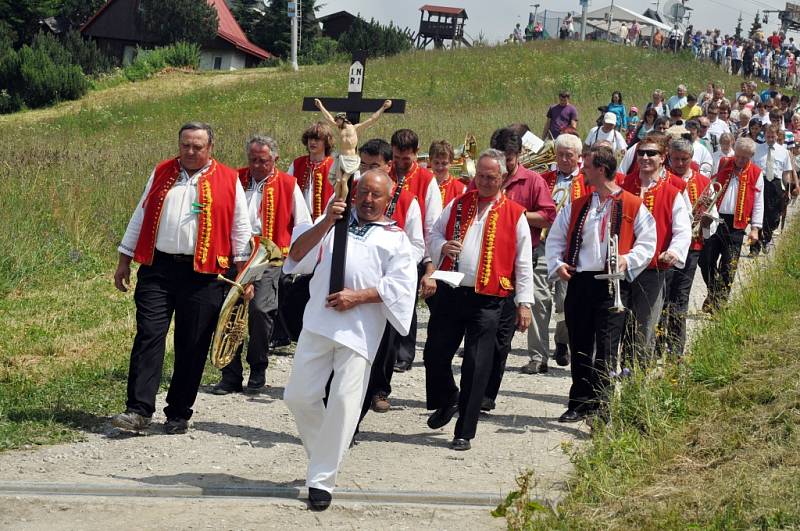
[299,36,345,65]
[61,30,114,75]
[337,18,413,58]
[123,42,200,81]
[160,41,201,68]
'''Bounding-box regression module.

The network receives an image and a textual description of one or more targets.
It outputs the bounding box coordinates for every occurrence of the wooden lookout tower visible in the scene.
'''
[415,5,471,49]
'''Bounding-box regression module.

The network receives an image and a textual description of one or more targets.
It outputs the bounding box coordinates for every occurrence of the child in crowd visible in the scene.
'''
[626,106,640,144]
[428,139,467,206]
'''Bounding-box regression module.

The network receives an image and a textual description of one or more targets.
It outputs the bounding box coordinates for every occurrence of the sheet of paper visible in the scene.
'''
[430,270,465,288]
[521,131,544,154]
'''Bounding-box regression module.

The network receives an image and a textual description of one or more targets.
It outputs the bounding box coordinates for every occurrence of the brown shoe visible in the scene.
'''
[371,394,390,413]
[521,360,548,374]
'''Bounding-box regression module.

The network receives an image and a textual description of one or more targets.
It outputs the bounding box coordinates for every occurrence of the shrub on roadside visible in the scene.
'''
[123,42,200,81]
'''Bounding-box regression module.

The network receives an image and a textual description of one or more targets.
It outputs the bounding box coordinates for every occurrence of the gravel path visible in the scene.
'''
[1,205,794,529]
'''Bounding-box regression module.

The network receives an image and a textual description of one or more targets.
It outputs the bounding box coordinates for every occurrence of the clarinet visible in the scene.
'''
[451,200,463,271]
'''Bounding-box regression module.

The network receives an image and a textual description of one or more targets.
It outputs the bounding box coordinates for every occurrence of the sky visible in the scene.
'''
[316,0,794,43]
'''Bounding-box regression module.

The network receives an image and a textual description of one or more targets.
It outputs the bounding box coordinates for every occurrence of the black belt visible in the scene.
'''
[154,250,194,263]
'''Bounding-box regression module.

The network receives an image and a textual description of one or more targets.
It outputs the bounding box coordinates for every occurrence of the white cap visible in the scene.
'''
[603,112,617,125]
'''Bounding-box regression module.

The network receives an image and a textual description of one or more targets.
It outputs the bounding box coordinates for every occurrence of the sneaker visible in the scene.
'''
[521,360,548,374]
[371,394,390,413]
[111,411,151,432]
[164,418,188,435]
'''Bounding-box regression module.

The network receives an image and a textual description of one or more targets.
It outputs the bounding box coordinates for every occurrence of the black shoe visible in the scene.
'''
[451,438,471,451]
[554,343,570,366]
[209,382,242,395]
[308,487,332,511]
[393,360,412,373]
[245,370,266,393]
[269,337,291,350]
[427,404,459,429]
[164,418,188,434]
[480,397,496,411]
[558,409,590,423]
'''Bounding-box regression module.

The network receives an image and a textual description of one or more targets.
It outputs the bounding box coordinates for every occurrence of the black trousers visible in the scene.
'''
[219,266,281,385]
[564,272,628,412]
[484,295,517,401]
[700,214,746,309]
[394,263,426,366]
[658,250,701,357]
[622,268,667,365]
[423,283,504,440]
[751,178,783,253]
[126,251,224,420]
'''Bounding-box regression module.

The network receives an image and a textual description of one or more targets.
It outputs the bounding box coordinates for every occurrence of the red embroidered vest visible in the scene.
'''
[439,191,526,298]
[293,155,334,219]
[542,170,591,199]
[389,161,435,225]
[565,191,641,266]
[238,168,296,256]
[438,176,467,207]
[134,158,237,274]
[388,188,417,230]
[684,169,711,251]
[622,173,681,270]
[714,157,761,230]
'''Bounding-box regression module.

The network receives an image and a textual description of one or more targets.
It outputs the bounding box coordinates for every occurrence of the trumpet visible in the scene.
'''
[691,178,723,239]
[594,215,626,314]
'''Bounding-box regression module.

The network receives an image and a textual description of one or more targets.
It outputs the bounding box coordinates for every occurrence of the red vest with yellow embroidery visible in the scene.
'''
[541,170,591,200]
[622,173,681,270]
[438,176,467,207]
[713,157,761,230]
[439,191,526,298]
[565,191,641,267]
[389,161,435,225]
[134,158,237,274]
[388,187,417,229]
[238,168,296,256]
[293,155,334,219]
[683,169,711,251]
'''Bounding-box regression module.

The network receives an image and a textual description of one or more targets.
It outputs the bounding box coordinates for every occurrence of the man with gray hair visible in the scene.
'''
[667,84,688,111]
[113,122,252,434]
[424,149,534,450]
[211,135,312,394]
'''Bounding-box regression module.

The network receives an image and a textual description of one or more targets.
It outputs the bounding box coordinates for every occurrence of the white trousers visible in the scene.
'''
[283,330,371,493]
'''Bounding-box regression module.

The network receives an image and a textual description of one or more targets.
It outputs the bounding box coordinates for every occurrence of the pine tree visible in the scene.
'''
[139,0,219,46]
[734,14,743,40]
[750,11,762,39]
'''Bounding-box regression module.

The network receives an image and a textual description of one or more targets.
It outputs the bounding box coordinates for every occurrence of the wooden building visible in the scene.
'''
[81,0,270,70]
[317,10,358,40]
[415,4,470,49]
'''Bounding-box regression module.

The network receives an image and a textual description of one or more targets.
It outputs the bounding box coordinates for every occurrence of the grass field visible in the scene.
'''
[0,41,752,451]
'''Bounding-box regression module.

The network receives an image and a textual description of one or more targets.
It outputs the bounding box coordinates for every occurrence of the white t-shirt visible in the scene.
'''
[585,126,627,151]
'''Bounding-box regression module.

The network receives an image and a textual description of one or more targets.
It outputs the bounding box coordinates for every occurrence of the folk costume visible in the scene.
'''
[283,211,417,494]
[545,190,656,415]
[118,158,251,422]
[700,157,764,309]
[386,161,443,370]
[659,168,717,357]
[438,175,467,208]
[288,155,335,220]
[424,190,534,443]
[215,167,311,391]
[751,141,791,254]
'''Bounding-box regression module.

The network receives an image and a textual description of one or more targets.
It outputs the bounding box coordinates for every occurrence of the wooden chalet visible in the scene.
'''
[415,4,470,49]
[81,0,271,70]
[317,10,358,40]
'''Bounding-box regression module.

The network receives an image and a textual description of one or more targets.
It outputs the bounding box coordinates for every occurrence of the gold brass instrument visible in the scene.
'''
[418,133,479,180]
[691,178,723,239]
[519,140,557,174]
[595,215,626,314]
[210,236,284,369]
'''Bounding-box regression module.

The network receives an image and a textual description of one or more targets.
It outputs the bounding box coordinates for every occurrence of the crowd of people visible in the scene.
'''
[108,77,799,510]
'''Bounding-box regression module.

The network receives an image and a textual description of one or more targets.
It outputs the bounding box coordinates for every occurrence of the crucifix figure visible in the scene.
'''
[302,51,406,293]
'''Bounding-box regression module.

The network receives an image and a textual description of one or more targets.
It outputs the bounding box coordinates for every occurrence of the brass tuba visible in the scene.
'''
[519,140,557,174]
[210,236,284,369]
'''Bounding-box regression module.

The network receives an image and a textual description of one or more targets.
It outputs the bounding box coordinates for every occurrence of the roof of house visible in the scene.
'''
[317,10,357,23]
[81,0,270,60]
[419,5,468,18]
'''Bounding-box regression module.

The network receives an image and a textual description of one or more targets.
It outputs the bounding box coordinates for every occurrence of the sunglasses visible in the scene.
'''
[636,149,662,157]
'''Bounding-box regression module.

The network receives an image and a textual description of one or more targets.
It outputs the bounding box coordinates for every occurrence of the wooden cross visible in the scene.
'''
[302,51,406,294]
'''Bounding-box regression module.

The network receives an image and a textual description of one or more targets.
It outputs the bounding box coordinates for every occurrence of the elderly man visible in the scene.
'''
[211,135,311,395]
[112,122,252,434]
[667,84,688,111]
[701,137,764,312]
[283,170,417,510]
[424,149,534,450]
[546,145,656,422]
[751,124,792,256]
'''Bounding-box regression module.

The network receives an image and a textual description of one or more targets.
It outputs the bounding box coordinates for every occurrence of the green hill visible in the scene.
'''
[0,41,747,450]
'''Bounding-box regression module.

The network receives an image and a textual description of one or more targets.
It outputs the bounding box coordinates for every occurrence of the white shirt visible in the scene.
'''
[585,126,627,151]
[754,142,792,186]
[666,95,687,111]
[545,193,657,282]
[243,174,311,235]
[707,118,731,139]
[692,141,714,176]
[712,149,735,174]
[283,212,417,361]
[552,168,581,207]
[677,169,718,239]
[718,167,764,228]
[429,197,535,305]
[619,143,638,175]
[119,162,252,261]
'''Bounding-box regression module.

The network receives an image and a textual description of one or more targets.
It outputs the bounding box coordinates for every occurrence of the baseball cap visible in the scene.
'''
[603,112,617,125]
[630,106,639,113]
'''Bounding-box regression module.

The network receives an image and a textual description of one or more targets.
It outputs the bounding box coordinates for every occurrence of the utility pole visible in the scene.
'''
[607,0,614,41]
[580,0,588,41]
[531,3,540,22]
[288,0,299,71]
